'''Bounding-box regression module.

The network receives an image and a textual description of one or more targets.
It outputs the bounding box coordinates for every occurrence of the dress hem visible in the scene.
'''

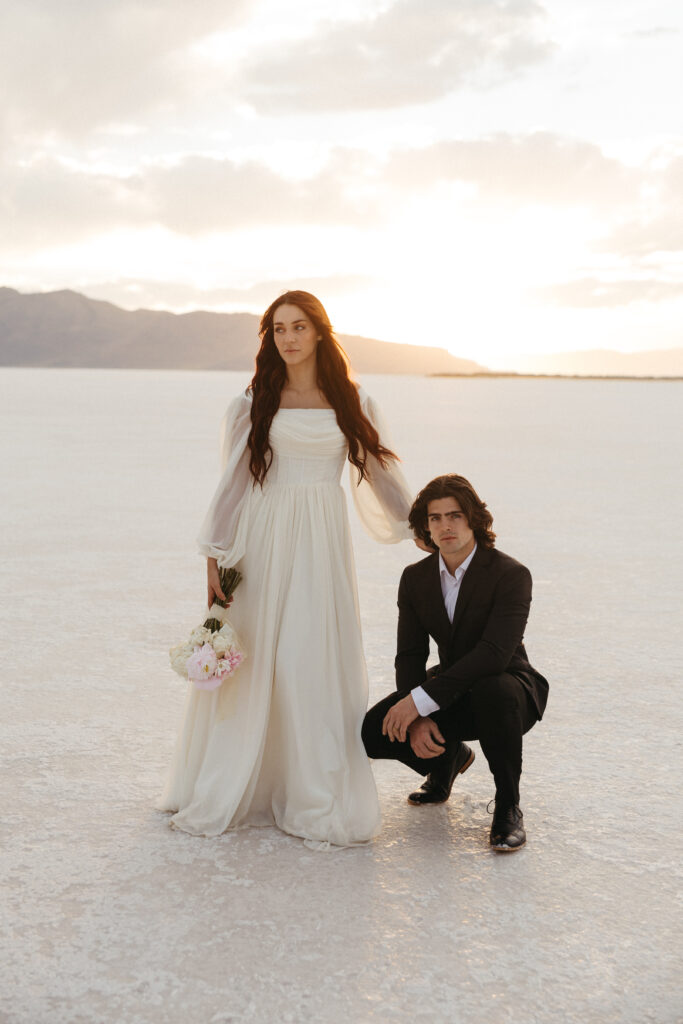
[160,808,378,851]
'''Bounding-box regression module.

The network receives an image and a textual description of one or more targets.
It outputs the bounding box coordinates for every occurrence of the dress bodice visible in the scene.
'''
[265,410,347,488]
[197,389,414,567]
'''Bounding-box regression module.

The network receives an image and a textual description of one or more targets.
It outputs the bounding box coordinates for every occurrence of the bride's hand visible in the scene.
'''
[207,557,228,607]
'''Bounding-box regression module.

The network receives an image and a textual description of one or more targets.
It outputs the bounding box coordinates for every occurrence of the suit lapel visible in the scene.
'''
[425,554,452,644]
[448,545,490,639]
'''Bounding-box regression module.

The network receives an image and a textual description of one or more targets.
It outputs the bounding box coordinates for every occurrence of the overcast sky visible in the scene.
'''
[2,0,682,365]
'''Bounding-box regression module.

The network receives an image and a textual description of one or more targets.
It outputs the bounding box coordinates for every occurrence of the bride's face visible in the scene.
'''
[272,304,321,367]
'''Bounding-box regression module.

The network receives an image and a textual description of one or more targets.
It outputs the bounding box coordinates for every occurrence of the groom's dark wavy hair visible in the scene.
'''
[247,290,397,486]
[409,474,496,550]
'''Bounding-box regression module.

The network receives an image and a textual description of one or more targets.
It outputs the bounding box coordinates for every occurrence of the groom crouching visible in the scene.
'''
[362,474,549,852]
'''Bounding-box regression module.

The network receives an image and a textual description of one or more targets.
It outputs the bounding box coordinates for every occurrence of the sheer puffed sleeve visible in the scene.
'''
[197,392,253,567]
[349,389,415,544]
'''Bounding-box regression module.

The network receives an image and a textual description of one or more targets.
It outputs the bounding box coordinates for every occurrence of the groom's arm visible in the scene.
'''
[394,570,430,692]
[382,570,431,743]
[421,562,533,709]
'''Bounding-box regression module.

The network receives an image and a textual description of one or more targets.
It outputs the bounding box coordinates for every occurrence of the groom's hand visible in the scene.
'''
[382,695,419,743]
[408,718,446,759]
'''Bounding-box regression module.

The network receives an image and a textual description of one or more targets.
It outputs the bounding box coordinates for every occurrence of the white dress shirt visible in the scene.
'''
[411,544,477,717]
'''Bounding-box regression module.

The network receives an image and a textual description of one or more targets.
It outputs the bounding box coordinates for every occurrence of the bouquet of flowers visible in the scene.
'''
[169,567,245,691]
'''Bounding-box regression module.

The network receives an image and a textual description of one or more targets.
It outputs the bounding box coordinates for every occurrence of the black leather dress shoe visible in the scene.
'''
[407,743,475,805]
[489,803,526,851]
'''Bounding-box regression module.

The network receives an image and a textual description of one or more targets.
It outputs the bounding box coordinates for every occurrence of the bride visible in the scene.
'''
[160,291,415,847]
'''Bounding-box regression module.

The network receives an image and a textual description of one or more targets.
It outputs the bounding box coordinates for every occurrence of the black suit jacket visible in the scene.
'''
[395,546,549,719]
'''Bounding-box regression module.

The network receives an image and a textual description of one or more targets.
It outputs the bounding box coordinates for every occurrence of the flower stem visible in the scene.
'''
[203,566,243,632]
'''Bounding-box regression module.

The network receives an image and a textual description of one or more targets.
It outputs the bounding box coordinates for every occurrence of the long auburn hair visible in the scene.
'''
[408,474,496,550]
[247,290,398,485]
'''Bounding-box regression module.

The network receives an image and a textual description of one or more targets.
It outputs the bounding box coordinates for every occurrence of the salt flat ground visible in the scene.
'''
[1,369,681,1024]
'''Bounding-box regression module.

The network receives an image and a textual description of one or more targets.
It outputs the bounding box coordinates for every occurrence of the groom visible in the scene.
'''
[362,474,548,851]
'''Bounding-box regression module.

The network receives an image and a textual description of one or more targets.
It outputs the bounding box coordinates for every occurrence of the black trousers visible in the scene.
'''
[362,672,538,807]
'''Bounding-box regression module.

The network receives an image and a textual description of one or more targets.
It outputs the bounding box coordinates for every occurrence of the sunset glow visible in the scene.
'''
[2,0,682,368]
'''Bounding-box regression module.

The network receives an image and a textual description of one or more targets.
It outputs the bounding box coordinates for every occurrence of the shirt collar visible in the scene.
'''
[439,543,477,583]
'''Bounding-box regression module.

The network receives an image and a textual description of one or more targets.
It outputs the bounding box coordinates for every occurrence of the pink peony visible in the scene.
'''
[187,643,221,690]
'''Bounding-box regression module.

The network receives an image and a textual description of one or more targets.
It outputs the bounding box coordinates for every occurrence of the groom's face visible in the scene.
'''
[426,497,475,559]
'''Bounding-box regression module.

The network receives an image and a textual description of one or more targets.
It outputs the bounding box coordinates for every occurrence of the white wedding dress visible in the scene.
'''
[160,388,413,847]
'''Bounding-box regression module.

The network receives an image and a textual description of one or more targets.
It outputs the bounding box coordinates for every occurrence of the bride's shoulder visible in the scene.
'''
[229,388,252,406]
[356,384,380,412]
[223,389,252,420]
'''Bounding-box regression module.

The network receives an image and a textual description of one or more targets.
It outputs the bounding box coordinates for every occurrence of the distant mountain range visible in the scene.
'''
[0,287,483,375]
[2,287,680,377]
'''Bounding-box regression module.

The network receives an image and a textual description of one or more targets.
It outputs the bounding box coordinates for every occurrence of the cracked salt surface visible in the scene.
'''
[1,369,681,1024]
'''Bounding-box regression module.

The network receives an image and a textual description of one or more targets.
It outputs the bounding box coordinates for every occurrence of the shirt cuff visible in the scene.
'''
[411,685,440,717]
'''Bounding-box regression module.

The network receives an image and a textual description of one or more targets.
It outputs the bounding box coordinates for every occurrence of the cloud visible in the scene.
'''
[241,0,552,113]
[143,154,369,233]
[597,216,683,259]
[0,0,552,144]
[0,153,371,248]
[0,0,250,143]
[595,154,683,258]
[3,134,678,260]
[526,153,683,303]
[623,27,680,39]
[530,277,683,307]
[79,275,376,310]
[0,159,146,246]
[386,132,639,208]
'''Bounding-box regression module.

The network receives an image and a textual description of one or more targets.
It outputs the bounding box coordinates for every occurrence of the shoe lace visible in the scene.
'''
[487,800,521,822]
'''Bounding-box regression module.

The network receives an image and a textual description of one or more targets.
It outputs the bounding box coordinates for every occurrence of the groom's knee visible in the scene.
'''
[361,709,380,758]
[361,701,389,759]
[362,692,405,758]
